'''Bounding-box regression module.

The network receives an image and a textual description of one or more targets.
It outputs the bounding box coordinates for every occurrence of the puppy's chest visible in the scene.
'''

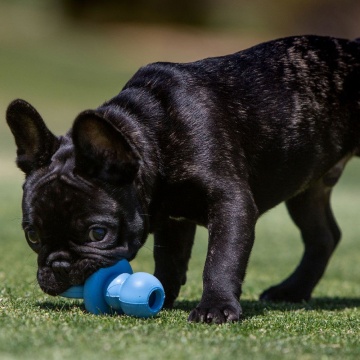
[155,181,209,225]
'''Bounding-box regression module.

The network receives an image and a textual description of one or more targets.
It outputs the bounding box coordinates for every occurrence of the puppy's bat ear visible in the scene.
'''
[72,110,140,185]
[6,99,60,175]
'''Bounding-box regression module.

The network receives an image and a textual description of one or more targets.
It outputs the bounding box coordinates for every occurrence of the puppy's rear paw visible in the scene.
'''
[188,303,242,324]
[260,284,311,303]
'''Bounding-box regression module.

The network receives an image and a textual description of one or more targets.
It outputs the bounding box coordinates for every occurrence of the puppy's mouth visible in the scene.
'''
[37,247,140,296]
[36,239,143,296]
[37,258,114,296]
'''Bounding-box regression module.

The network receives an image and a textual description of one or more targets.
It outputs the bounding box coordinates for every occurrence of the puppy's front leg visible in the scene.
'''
[189,188,258,324]
[154,218,197,308]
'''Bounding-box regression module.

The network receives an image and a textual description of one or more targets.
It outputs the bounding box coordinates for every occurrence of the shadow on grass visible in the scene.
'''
[174,297,360,320]
[36,300,86,313]
[35,296,360,319]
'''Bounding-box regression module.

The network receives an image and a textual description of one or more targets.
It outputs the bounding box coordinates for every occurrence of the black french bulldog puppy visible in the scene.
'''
[6,35,360,324]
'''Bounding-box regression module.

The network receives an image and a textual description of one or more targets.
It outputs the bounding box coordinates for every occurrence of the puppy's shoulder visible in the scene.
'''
[124,61,190,91]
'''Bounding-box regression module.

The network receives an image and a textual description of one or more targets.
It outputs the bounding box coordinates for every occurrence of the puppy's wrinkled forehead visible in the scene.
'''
[23,137,118,224]
[30,179,91,215]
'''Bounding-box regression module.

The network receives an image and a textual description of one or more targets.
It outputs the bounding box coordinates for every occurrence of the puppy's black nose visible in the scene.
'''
[51,260,71,281]
[47,252,72,281]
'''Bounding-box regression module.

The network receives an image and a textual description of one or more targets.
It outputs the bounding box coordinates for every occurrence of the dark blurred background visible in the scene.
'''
[60,0,360,37]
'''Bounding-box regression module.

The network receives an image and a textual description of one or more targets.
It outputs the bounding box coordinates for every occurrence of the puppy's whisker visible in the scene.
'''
[141,244,154,253]
[10,218,22,226]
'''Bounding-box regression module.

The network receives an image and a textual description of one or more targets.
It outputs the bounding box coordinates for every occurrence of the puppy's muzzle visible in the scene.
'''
[46,251,72,282]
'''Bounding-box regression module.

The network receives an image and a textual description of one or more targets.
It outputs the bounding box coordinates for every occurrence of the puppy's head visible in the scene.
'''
[6,99,147,295]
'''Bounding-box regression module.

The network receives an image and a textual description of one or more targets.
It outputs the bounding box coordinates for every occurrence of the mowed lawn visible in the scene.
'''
[0,2,359,360]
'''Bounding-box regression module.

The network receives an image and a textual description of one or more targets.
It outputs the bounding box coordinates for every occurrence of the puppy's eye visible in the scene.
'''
[88,227,107,242]
[26,230,40,245]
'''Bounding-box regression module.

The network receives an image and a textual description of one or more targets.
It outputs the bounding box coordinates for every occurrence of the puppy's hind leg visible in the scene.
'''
[260,160,348,302]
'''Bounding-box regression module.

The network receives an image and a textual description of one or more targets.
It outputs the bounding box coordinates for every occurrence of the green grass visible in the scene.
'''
[0,2,359,360]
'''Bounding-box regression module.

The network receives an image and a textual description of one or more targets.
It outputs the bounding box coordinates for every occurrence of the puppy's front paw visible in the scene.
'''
[188,302,242,324]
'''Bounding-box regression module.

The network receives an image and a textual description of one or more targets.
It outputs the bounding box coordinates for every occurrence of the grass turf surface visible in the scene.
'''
[0,2,359,359]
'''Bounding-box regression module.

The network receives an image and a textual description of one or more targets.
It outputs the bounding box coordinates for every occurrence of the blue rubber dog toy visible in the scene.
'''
[60,259,165,318]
